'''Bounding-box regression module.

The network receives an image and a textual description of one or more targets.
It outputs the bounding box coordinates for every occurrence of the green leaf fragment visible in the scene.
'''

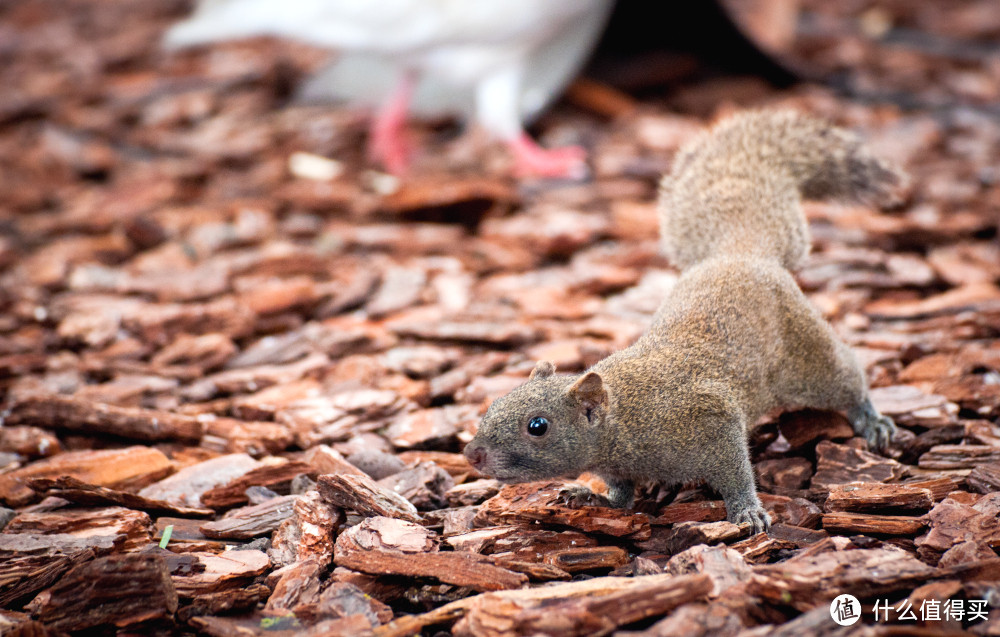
[159,524,173,549]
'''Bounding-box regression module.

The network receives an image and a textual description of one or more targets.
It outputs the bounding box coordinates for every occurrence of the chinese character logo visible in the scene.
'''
[831,594,861,626]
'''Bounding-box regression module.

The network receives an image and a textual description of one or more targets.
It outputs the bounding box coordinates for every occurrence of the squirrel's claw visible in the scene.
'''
[733,506,772,536]
[850,400,896,454]
[867,414,896,452]
[558,484,610,508]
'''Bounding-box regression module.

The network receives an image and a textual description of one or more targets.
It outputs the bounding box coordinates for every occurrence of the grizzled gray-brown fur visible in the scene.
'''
[464,110,906,534]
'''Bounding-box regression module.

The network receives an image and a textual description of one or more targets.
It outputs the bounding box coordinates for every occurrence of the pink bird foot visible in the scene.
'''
[367,74,415,175]
[509,133,588,179]
[368,122,411,175]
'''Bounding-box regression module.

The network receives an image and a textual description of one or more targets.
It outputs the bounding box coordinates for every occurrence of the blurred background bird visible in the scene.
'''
[165,0,615,179]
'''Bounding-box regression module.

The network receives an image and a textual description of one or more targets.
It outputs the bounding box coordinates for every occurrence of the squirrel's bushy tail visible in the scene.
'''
[658,110,907,271]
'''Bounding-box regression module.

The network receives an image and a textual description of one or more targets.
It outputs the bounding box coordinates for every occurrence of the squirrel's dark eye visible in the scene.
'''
[527,416,549,436]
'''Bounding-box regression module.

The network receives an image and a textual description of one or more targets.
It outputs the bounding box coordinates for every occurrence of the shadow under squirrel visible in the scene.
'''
[464,110,907,533]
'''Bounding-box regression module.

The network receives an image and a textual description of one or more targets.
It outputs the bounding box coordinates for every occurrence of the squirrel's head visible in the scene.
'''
[463,361,609,482]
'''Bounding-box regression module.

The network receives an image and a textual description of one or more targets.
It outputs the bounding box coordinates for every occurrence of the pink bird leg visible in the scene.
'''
[508,133,587,179]
[367,73,415,175]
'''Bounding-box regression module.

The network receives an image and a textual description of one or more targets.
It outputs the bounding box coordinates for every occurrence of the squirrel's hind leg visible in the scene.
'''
[777,307,896,453]
[808,342,896,453]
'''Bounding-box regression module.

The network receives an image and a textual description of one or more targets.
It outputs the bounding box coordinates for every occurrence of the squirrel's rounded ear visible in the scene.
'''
[568,372,607,409]
[529,361,556,380]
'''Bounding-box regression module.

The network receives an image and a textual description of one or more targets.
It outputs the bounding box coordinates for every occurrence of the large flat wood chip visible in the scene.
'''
[200,495,299,540]
[652,500,728,525]
[0,425,61,458]
[25,553,177,631]
[200,460,313,509]
[665,544,751,596]
[760,494,823,528]
[451,573,713,637]
[0,533,121,607]
[663,521,745,553]
[446,525,598,561]
[864,283,1000,319]
[5,506,153,551]
[446,479,502,507]
[821,511,928,536]
[388,319,542,347]
[316,473,420,523]
[264,558,324,613]
[344,516,439,553]
[810,441,908,493]
[868,385,959,428]
[334,520,527,592]
[138,453,262,508]
[544,546,629,573]
[824,482,934,513]
[917,444,1000,470]
[731,533,803,565]
[0,446,173,507]
[302,444,367,478]
[902,476,963,501]
[916,493,1000,561]
[171,550,271,597]
[967,464,1000,493]
[5,395,204,442]
[748,547,936,611]
[474,482,651,539]
[26,476,213,517]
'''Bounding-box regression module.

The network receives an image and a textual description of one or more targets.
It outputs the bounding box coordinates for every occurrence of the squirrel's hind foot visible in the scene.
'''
[849,400,896,453]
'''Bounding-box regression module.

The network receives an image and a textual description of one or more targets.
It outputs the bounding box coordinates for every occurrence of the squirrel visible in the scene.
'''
[463,110,907,534]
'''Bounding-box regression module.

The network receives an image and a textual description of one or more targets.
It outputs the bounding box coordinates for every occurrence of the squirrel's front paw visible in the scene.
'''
[850,401,896,453]
[557,484,610,508]
[732,506,771,535]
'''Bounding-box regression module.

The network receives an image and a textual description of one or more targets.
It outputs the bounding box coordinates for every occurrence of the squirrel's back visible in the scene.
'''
[659,110,907,271]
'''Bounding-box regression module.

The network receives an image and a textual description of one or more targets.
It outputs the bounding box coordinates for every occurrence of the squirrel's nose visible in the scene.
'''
[464,445,486,468]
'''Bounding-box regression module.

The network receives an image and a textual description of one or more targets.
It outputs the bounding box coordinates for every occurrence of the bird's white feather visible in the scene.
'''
[165,0,613,162]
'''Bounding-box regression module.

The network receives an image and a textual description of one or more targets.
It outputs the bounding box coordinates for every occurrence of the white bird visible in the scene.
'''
[165,0,615,178]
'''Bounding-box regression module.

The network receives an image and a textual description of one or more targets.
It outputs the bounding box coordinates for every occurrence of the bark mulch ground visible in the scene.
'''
[1,0,998,635]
